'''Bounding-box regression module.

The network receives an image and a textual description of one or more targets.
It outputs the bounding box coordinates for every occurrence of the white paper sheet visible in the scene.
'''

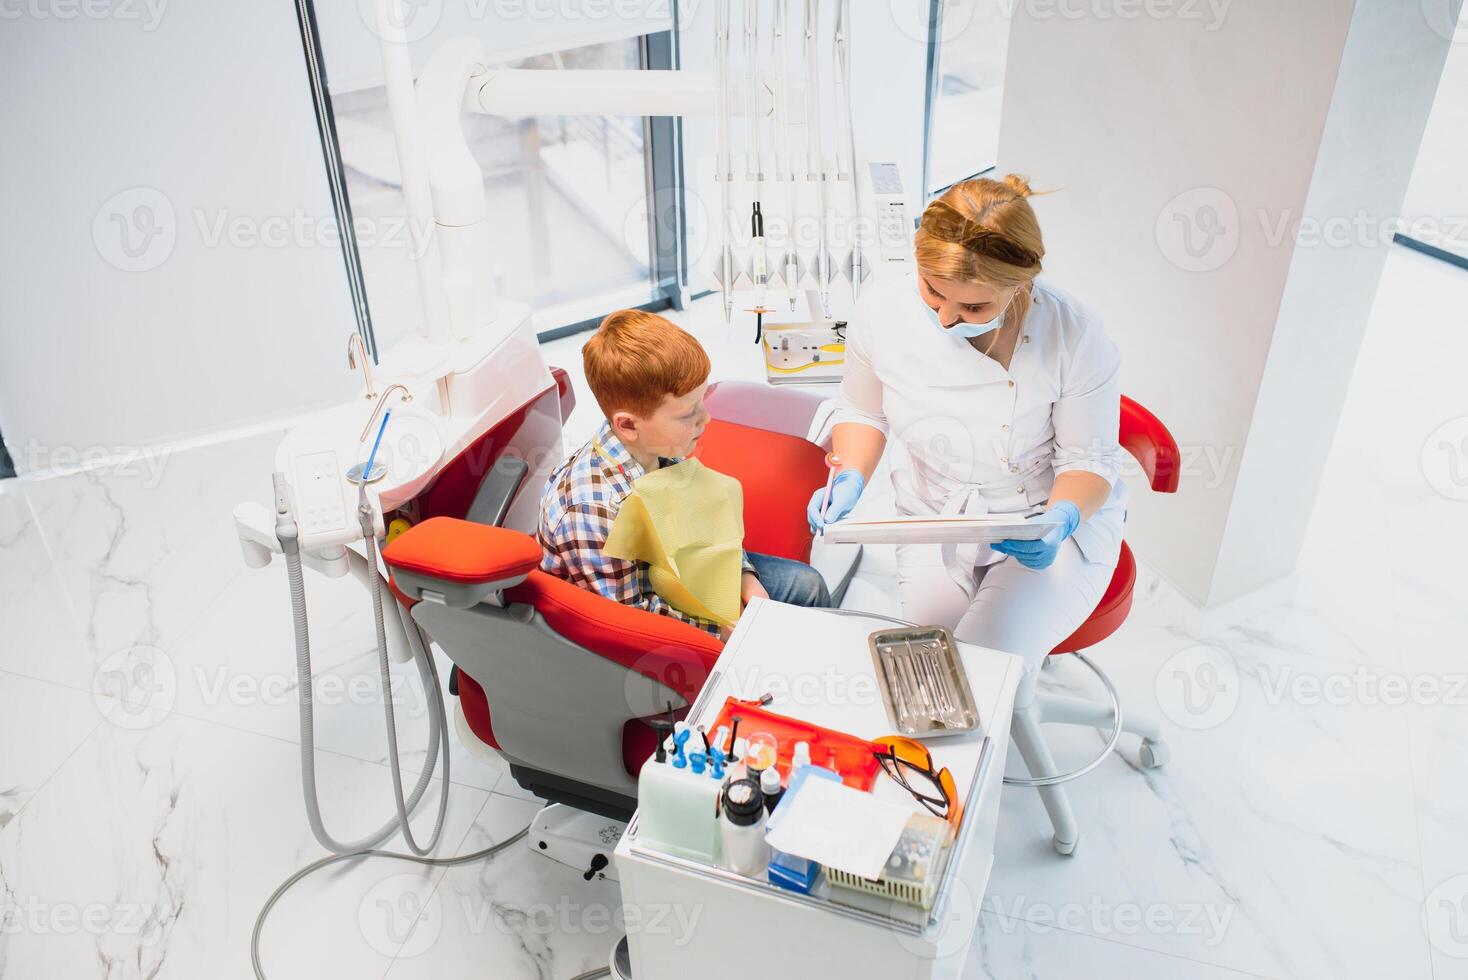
[763,777,914,880]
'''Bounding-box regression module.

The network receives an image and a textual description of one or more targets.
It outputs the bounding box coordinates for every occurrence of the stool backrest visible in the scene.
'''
[1119,396,1180,494]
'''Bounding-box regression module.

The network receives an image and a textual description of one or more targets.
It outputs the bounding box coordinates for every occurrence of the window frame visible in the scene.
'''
[291,1,689,354]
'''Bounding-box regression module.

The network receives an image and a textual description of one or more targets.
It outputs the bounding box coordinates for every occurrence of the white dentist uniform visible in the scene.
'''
[831,270,1128,670]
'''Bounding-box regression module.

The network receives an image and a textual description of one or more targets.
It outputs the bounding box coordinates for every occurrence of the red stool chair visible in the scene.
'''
[1003,396,1181,855]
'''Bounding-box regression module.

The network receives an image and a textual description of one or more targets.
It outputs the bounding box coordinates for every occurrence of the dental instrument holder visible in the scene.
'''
[868,627,981,737]
[761,321,847,385]
[825,811,953,911]
[706,697,884,790]
[637,748,724,864]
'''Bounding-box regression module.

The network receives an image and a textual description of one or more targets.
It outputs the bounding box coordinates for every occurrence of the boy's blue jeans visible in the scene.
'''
[746,552,831,608]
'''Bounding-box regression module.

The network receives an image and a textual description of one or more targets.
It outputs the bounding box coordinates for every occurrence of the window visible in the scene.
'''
[926,2,1011,195]
[332,37,659,350]
[295,3,680,350]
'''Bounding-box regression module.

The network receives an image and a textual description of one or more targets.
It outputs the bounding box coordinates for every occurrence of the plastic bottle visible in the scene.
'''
[760,766,783,814]
[720,777,770,876]
[791,740,811,772]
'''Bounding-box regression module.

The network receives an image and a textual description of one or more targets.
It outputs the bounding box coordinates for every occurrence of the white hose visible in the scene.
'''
[275,476,449,855]
[254,475,538,979]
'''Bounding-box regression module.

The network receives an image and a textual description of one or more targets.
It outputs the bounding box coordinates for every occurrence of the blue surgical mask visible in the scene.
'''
[924,303,1004,340]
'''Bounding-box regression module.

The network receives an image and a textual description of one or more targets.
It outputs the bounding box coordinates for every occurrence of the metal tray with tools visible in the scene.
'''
[868,626,980,736]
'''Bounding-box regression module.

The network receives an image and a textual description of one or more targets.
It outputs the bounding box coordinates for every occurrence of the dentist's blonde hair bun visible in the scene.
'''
[1002,173,1034,198]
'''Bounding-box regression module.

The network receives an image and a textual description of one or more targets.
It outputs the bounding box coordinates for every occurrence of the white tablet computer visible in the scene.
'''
[822,513,1064,546]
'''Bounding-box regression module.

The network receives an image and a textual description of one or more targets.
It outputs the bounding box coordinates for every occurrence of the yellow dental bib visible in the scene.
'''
[600,453,745,627]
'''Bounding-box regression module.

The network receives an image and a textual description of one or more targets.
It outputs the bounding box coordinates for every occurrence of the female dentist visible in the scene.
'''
[809,174,1128,674]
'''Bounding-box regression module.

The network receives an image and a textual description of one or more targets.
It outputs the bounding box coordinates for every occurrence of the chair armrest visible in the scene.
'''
[383,516,542,608]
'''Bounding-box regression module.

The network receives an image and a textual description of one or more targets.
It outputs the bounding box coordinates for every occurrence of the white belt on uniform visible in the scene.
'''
[937,482,1001,599]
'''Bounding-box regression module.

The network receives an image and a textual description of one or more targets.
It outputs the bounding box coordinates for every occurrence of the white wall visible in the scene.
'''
[1399,11,1468,260]
[0,5,358,477]
[997,0,1460,607]
[1210,0,1463,604]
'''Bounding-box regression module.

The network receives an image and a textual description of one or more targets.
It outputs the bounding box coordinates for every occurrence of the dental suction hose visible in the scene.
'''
[255,470,609,980]
[357,478,450,855]
[271,471,449,856]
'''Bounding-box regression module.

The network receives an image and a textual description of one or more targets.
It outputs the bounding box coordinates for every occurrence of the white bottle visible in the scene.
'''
[720,777,770,876]
[791,741,811,772]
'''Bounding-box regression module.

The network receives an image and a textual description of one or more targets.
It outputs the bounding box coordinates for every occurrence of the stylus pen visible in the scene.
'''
[818,452,841,528]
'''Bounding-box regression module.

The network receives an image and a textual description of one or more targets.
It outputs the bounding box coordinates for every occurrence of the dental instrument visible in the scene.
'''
[818,451,841,525]
[347,408,392,485]
[358,382,412,442]
[833,0,863,301]
[804,0,832,319]
[750,202,768,314]
[772,0,799,312]
[745,0,769,310]
[652,720,673,764]
[806,467,864,533]
[346,333,377,400]
[746,302,774,344]
[716,0,735,324]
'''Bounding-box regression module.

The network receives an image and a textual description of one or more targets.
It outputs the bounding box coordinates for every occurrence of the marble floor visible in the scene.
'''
[2,246,1466,979]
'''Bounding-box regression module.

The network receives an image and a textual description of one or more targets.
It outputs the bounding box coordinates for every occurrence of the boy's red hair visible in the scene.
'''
[583,310,711,419]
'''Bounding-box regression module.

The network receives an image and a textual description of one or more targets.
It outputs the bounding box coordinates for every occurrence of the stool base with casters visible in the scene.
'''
[1006,648,1169,855]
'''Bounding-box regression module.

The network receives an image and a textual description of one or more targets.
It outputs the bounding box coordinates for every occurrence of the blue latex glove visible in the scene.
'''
[807,469,865,533]
[991,501,1082,570]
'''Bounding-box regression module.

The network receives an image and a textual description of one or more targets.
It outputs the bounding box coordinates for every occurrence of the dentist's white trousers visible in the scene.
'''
[896,539,1116,674]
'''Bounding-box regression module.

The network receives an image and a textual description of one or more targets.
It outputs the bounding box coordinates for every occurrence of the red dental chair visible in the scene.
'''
[381,380,834,826]
[1005,395,1182,855]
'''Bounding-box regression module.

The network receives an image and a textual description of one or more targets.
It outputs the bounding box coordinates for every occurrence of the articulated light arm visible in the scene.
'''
[371,0,454,347]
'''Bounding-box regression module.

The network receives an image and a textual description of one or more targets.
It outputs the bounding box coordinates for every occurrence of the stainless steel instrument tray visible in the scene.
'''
[868,626,980,736]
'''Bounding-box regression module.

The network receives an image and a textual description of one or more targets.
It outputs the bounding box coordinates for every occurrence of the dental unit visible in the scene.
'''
[228,2,912,975]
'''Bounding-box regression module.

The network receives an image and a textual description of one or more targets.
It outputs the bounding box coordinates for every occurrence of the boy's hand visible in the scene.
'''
[740,571,768,609]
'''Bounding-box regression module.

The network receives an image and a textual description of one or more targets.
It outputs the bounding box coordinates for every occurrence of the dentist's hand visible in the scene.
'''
[806,470,865,533]
[991,501,1082,571]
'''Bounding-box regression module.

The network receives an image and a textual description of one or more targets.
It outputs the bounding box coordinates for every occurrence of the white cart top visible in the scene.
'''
[617,597,1024,933]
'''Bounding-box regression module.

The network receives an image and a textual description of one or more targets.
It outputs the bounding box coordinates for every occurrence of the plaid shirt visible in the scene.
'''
[538,420,753,636]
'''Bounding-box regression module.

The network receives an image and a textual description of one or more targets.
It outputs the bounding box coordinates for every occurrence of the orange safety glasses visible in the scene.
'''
[872,734,962,830]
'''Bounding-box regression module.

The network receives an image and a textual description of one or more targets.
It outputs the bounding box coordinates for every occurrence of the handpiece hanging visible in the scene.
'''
[804,0,832,319]
[834,0,863,302]
[773,0,798,312]
[745,0,768,309]
[715,0,735,324]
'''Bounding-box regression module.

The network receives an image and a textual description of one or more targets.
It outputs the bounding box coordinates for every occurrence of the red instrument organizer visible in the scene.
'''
[706,697,883,791]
